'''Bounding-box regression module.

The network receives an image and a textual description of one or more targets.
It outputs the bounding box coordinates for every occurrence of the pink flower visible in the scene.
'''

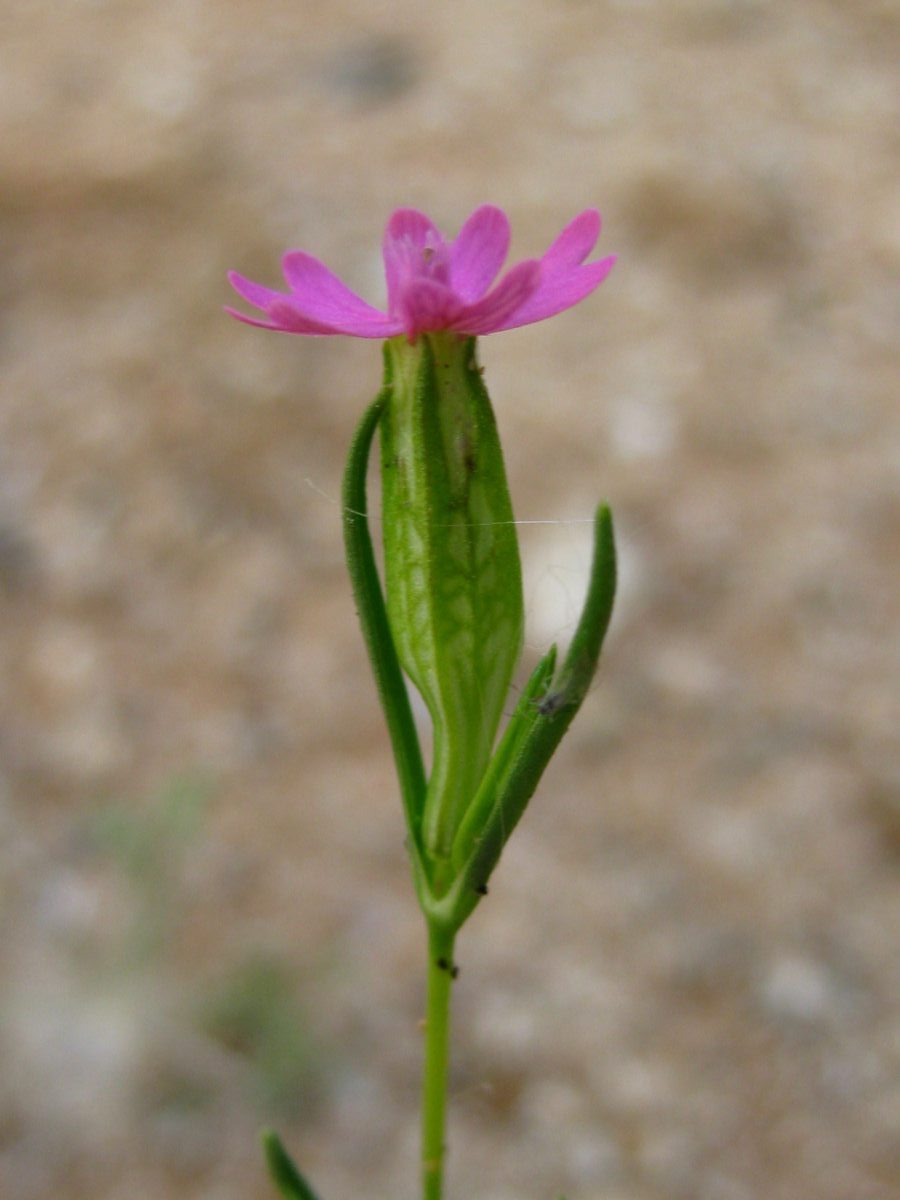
[227,206,615,341]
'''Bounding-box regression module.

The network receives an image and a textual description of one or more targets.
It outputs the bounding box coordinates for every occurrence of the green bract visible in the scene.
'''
[380,334,524,871]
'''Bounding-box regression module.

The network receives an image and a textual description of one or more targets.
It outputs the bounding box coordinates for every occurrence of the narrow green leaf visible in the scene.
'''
[262,1130,321,1200]
[435,505,616,931]
[449,646,557,876]
[342,388,428,868]
[540,503,616,715]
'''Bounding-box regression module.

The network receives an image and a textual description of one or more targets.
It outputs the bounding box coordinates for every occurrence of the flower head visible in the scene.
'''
[227,206,615,341]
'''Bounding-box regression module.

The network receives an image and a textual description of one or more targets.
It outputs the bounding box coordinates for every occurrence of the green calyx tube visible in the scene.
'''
[379,333,524,877]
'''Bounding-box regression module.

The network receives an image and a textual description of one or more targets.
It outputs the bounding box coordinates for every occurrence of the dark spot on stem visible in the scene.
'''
[458,433,477,475]
[536,690,567,716]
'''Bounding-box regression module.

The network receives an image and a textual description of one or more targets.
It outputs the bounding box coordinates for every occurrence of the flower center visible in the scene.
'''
[386,232,459,335]
[417,236,450,283]
[391,235,451,301]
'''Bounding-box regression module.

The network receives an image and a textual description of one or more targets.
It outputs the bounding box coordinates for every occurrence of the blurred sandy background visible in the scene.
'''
[1,2,899,1199]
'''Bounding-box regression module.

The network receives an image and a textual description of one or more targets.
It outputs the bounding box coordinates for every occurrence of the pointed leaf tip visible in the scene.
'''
[262,1130,322,1200]
[430,504,617,931]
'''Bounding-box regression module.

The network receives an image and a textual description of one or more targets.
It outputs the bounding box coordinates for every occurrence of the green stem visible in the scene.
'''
[421,922,456,1200]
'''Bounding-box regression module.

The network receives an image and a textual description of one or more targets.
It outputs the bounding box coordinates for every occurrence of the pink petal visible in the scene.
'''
[397,278,465,336]
[265,301,342,334]
[494,255,616,331]
[281,251,394,334]
[540,209,602,272]
[223,306,287,331]
[228,272,341,333]
[228,270,290,311]
[266,299,397,338]
[384,207,443,249]
[383,208,446,309]
[449,206,510,303]
[451,260,542,335]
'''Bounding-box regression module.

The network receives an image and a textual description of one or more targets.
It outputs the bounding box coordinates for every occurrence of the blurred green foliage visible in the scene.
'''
[198,953,321,1116]
[84,774,322,1117]
[87,773,210,964]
